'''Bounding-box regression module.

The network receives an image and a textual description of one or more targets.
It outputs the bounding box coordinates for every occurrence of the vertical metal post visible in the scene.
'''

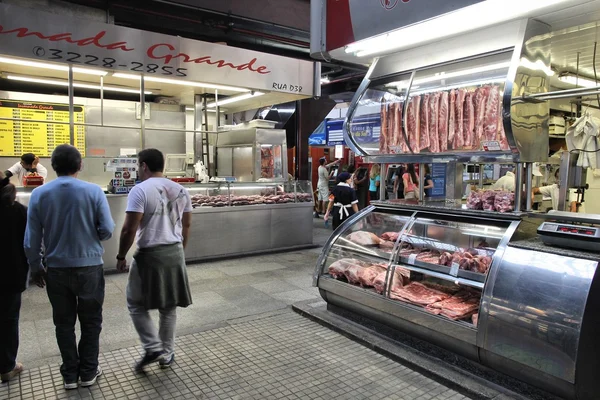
[525,163,533,211]
[68,65,74,145]
[214,90,219,176]
[558,152,572,211]
[380,163,385,201]
[140,76,145,149]
[418,163,425,202]
[100,76,104,126]
[514,163,524,212]
[478,164,484,189]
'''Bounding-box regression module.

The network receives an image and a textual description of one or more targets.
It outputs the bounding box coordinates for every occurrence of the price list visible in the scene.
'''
[0,100,85,157]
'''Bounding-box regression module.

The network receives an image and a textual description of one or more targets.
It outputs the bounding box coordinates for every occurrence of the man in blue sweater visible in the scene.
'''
[24,144,115,390]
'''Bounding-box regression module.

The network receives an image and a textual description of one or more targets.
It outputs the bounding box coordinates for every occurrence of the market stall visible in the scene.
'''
[311,1,600,398]
[1,2,320,265]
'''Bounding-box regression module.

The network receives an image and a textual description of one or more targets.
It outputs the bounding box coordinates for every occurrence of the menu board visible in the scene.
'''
[0,100,85,157]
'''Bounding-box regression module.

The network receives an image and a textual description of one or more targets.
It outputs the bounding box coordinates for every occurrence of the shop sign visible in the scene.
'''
[325,0,484,51]
[349,114,380,145]
[0,4,315,95]
[430,163,446,197]
[326,119,345,146]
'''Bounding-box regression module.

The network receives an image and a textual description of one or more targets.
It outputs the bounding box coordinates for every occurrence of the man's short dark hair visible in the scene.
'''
[21,153,35,164]
[319,158,326,166]
[51,145,81,176]
[138,148,164,173]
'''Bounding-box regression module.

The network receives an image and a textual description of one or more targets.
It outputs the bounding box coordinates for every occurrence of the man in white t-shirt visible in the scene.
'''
[3,153,48,185]
[116,149,193,371]
[315,157,339,217]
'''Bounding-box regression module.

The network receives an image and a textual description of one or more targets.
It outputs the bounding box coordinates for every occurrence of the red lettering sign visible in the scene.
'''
[147,43,271,74]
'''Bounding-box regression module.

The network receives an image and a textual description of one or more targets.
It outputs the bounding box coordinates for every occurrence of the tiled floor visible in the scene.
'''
[1,312,471,400]
[4,220,473,399]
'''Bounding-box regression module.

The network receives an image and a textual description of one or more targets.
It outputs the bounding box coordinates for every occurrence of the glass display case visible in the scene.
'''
[186,180,313,208]
[317,205,516,328]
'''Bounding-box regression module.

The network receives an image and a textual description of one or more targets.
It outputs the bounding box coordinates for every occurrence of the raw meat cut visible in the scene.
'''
[472,313,479,326]
[373,271,388,294]
[406,96,421,153]
[429,93,441,153]
[494,191,515,213]
[191,192,312,208]
[497,98,510,150]
[436,248,494,274]
[466,191,483,210]
[357,264,387,287]
[483,86,500,141]
[453,89,466,149]
[380,232,400,242]
[391,102,409,153]
[419,94,431,150]
[390,282,451,306]
[473,86,490,147]
[463,91,476,148]
[448,90,456,146]
[439,296,480,320]
[481,190,496,211]
[416,250,441,264]
[328,258,365,279]
[380,100,390,154]
[347,231,382,246]
[379,240,395,249]
[345,264,364,285]
[425,291,472,314]
[438,91,449,152]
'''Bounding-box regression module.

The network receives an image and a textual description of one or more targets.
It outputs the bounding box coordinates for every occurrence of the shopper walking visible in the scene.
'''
[369,164,381,201]
[116,149,193,372]
[315,157,339,217]
[324,172,359,230]
[0,172,28,383]
[24,145,114,390]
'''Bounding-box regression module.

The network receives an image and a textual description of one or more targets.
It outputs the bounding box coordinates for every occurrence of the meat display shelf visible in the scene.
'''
[314,203,600,400]
[396,258,486,287]
[332,244,395,264]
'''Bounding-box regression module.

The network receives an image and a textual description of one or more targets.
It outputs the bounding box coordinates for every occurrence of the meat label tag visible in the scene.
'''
[408,254,418,264]
[450,262,460,277]
[481,140,501,151]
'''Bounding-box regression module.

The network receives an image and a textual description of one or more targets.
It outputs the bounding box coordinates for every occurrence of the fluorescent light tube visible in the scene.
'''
[0,56,107,76]
[5,74,152,94]
[558,74,600,88]
[185,107,221,113]
[345,0,573,57]
[206,92,264,108]
[113,73,249,92]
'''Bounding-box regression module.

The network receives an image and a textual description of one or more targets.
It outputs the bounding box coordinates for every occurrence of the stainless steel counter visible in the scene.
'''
[16,190,314,268]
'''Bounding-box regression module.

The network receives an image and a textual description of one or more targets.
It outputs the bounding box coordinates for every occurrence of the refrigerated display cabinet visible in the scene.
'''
[313,204,600,400]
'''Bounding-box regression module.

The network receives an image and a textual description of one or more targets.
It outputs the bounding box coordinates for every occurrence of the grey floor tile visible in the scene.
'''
[270,289,320,304]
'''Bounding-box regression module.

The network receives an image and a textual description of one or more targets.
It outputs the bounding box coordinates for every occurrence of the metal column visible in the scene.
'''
[514,163,524,212]
[525,163,533,211]
[68,65,74,145]
[418,163,425,202]
[140,76,146,149]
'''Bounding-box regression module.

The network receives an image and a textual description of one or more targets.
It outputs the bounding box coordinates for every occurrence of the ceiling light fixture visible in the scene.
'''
[558,73,600,88]
[519,58,554,76]
[345,0,573,57]
[321,77,331,84]
[5,74,152,94]
[206,92,264,108]
[0,56,108,76]
[112,73,250,92]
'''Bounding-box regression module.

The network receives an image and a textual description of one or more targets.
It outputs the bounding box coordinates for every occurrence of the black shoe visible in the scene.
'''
[159,353,175,369]
[80,366,102,387]
[135,351,164,372]
[314,212,320,218]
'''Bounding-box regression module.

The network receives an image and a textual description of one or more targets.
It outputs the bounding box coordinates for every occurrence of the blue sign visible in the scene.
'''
[430,163,446,197]
[350,114,381,145]
[326,119,345,146]
[309,132,326,145]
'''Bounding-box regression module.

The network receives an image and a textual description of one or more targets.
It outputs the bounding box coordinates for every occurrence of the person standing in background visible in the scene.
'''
[492,168,516,191]
[315,157,339,218]
[347,165,356,190]
[3,153,48,186]
[116,149,193,372]
[393,164,406,200]
[24,145,114,390]
[423,164,434,198]
[0,172,28,383]
[369,164,381,201]
[324,172,359,230]
[354,166,369,209]
[403,163,420,200]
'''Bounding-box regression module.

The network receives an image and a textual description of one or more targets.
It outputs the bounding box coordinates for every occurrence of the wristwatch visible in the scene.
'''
[116,255,125,261]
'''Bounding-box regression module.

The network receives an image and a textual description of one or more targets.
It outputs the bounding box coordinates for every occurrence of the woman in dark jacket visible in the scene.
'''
[0,172,28,382]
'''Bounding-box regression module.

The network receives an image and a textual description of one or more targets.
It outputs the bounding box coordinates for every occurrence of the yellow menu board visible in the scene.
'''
[0,100,85,157]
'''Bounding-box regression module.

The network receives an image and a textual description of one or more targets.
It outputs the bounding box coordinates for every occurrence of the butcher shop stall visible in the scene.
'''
[0,2,320,266]
[310,1,600,399]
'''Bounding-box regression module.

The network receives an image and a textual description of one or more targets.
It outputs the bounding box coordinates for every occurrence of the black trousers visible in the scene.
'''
[0,291,22,375]
[46,265,104,383]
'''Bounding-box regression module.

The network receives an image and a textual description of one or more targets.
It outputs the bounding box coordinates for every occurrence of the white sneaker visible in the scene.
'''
[80,366,102,387]
[64,381,78,390]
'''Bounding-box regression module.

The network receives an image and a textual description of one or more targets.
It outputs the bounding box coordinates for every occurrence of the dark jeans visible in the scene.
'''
[0,291,21,375]
[46,265,104,383]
